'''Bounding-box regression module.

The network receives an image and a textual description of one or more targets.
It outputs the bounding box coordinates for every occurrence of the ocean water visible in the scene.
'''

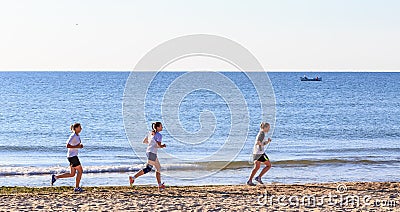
[0,72,399,187]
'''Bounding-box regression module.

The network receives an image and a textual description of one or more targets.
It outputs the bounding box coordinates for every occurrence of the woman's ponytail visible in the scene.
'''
[151,122,156,135]
[70,123,81,132]
[260,122,270,129]
[151,122,162,135]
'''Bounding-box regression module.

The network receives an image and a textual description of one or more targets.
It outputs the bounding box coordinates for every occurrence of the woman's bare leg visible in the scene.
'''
[258,160,271,178]
[134,170,144,178]
[248,161,261,181]
[74,165,83,188]
[56,166,76,179]
[155,171,161,184]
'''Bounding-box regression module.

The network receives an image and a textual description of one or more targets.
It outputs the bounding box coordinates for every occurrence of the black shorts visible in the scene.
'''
[68,156,81,167]
[253,153,269,162]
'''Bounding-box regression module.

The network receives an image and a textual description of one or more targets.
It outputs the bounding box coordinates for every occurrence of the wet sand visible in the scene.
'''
[1,182,399,211]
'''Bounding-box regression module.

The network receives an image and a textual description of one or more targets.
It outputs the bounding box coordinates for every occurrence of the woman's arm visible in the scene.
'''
[157,142,166,148]
[154,133,165,148]
[142,136,149,144]
[66,143,83,148]
[66,135,83,148]
[256,138,263,146]
[262,138,272,146]
[256,132,265,146]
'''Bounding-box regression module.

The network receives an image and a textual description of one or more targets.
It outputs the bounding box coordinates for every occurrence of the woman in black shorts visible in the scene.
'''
[247,122,272,186]
[51,123,84,192]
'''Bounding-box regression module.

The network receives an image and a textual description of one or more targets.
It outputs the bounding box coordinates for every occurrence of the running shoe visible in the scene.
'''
[255,176,264,184]
[51,174,57,186]
[74,187,84,193]
[129,176,135,187]
[158,183,166,191]
[246,181,256,186]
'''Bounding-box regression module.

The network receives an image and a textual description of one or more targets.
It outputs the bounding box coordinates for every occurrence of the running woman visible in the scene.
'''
[247,122,272,186]
[51,123,84,192]
[129,122,167,191]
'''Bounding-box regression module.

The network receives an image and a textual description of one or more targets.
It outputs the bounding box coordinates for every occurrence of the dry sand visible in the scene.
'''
[1,182,399,211]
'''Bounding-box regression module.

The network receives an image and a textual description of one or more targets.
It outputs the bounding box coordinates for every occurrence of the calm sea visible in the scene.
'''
[0,72,399,186]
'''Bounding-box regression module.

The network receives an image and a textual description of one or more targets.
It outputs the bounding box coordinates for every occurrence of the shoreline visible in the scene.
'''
[1,182,399,211]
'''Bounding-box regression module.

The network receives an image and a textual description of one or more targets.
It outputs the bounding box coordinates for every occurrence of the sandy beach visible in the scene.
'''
[1,182,398,211]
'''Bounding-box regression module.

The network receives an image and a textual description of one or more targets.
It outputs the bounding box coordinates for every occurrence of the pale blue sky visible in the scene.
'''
[0,0,399,71]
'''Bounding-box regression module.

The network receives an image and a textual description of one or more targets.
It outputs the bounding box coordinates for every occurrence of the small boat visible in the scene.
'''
[300,76,322,81]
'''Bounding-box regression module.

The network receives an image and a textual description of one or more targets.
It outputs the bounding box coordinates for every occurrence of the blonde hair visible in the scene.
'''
[260,122,270,129]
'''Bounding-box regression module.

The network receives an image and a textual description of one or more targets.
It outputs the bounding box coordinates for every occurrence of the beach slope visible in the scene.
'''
[1,182,398,211]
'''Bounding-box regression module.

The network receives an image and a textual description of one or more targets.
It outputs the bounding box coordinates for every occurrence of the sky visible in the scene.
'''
[0,0,399,71]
